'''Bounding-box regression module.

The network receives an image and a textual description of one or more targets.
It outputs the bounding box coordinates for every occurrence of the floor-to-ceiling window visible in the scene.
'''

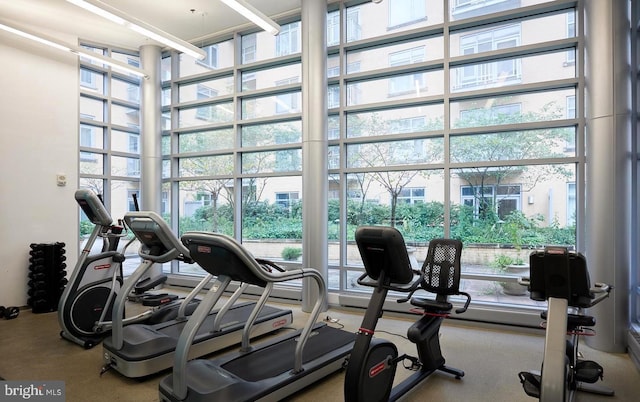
[78,44,142,274]
[329,0,580,314]
[80,0,584,319]
[158,1,582,309]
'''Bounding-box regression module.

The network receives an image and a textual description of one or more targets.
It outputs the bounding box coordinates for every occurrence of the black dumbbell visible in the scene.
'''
[0,306,19,320]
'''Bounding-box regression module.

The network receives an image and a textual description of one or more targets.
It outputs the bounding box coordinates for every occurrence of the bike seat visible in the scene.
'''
[410,297,452,313]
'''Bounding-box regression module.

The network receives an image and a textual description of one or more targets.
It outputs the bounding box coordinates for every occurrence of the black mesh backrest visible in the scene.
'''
[355,226,414,284]
[181,232,267,288]
[420,239,463,296]
[528,247,593,307]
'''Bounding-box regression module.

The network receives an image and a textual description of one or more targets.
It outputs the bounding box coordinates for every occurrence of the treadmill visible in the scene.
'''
[159,232,355,402]
[102,212,293,378]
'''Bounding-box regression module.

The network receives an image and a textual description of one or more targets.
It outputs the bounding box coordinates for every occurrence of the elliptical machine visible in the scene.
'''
[344,226,471,402]
[58,189,177,349]
[518,246,614,401]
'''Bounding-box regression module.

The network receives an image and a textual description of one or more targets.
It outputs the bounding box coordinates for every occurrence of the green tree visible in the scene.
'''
[452,100,574,225]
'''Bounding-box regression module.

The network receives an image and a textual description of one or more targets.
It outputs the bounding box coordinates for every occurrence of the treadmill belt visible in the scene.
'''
[222,325,354,382]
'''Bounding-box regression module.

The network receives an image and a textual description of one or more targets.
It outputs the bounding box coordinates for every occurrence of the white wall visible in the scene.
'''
[0,33,79,307]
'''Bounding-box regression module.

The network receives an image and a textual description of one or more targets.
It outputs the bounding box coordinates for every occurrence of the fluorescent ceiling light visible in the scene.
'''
[219,0,280,35]
[66,0,206,60]
[0,23,71,52]
[0,21,148,78]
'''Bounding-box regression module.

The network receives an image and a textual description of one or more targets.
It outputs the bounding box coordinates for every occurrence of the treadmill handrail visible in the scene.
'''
[172,232,328,400]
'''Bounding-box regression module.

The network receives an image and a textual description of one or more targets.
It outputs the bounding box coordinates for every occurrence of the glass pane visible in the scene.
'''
[346,37,444,75]
[241,121,302,147]
[450,11,576,57]
[179,76,234,102]
[328,115,340,140]
[80,124,103,148]
[80,152,103,175]
[179,129,235,153]
[242,92,302,119]
[328,145,339,170]
[347,137,444,168]
[162,88,171,106]
[178,102,234,128]
[162,135,170,156]
[161,56,171,81]
[451,127,576,163]
[112,78,140,103]
[241,64,301,92]
[112,130,140,154]
[346,104,444,138]
[327,54,339,78]
[328,174,340,267]
[451,163,576,304]
[346,70,444,106]
[80,96,105,122]
[80,68,105,94]
[450,0,556,21]
[451,50,576,92]
[241,22,301,64]
[177,179,234,239]
[241,176,303,260]
[162,159,170,179]
[111,104,140,128]
[111,180,140,213]
[79,177,103,196]
[112,51,140,67]
[79,45,105,66]
[450,88,576,129]
[111,156,140,177]
[179,40,234,78]
[346,0,444,43]
[111,51,142,80]
[162,112,171,130]
[242,149,302,173]
[328,84,340,109]
[344,169,445,265]
[179,155,234,177]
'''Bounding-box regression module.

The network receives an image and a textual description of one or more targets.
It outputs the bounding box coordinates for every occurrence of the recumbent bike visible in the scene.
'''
[518,246,614,401]
[344,226,471,402]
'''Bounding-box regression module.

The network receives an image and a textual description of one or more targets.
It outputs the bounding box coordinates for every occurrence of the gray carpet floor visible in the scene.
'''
[1,296,638,402]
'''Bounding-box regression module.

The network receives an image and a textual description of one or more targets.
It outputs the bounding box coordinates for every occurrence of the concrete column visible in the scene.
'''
[301,0,328,312]
[139,45,162,212]
[584,0,631,353]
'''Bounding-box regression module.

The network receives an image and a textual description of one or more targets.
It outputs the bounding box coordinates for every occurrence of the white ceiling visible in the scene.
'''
[0,0,301,51]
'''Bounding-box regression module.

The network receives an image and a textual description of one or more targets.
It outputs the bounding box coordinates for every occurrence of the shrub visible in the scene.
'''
[281,247,302,261]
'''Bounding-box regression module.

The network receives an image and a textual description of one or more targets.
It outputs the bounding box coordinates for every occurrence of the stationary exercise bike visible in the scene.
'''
[58,189,180,349]
[518,246,614,401]
[344,226,471,402]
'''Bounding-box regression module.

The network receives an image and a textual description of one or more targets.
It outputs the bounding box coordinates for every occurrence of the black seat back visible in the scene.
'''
[355,226,414,285]
[181,231,267,287]
[420,239,463,296]
[528,247,593,307]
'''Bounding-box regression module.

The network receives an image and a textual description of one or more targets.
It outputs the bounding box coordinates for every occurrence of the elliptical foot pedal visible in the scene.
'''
[575,360,603,383]
[140,293,179,306]
[518,371,541,398]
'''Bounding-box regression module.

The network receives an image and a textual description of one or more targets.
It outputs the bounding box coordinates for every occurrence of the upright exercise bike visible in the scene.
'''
[344,226,471,402]
[518,246,614,401]
[58,189,178,349]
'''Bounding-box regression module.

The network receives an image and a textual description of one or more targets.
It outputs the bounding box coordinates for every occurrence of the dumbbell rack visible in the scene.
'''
[28,242,68,314]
